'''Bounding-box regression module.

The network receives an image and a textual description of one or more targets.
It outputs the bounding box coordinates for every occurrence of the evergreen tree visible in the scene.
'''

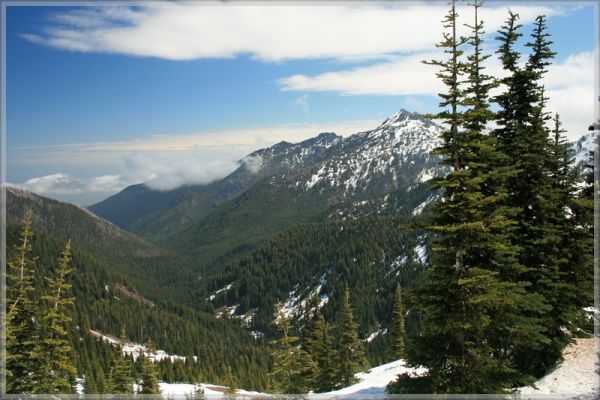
[269,302,316,393]
[30,241,77,393]
[302,293,337,392]
[6,210,38,393]
[391,283,405,359]
[391,2,547,393]
[108,327,134,394]
[334,286,368,388]
[96,365,107,394]
[84,369,98,394]
[139,339,161,394]
[224,365,237,395]
[567,148,595,316]
[494,12,573,377]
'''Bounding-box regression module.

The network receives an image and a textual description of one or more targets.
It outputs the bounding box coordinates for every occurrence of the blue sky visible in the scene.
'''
[4,2,596,205]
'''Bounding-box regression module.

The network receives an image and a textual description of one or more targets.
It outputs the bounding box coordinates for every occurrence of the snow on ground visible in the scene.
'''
[413,243,427,265]
[206,283,234,301]
[519,338,599,397]
[311,359,426,397]
[159,382,271,398]
[89,329,195,363]
[364,327,387,343]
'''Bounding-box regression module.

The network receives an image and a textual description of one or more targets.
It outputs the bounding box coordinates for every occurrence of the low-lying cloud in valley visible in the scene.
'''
[9,120,380,204]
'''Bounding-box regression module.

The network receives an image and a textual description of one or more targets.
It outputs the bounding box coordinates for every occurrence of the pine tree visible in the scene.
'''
[269,302,316,393]
[109,327,134,394]
[96,365,107,394]
[391,283,405,359]
[6,211,38,393]
[568,148,595,314]
[139,339,161,394]
[30,241,77,394]
[84,369,98,394]
[494,13,571,377]
[301,294,337,392]
[334,286,368,388]
[224,365,237,395]
[390,3,547,393]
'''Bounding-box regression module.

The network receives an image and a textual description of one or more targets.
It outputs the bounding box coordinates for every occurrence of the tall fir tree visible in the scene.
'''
[567,148,595,316]
[495,13,573,377]
[108,327,134,394]
[83,368,98,394]
[390,2,547,393]
[6,210,38,393]
[269,302,317,394]
[391,283,405,359]
[334,286,368,388]
[30,241,77,394]
[302,293,336,392]
[139,339,161,394]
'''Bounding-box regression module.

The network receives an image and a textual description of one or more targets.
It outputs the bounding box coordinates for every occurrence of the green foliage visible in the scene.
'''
[392,3,593,394]
[107,328,134,394]
[139,339,161,394]
[302,298,337,392]
[6,214,78,394]
[30,241,78,393]
[269,303,317,393]
[391,284,405,359]
[7,191,273,392]
[206,215,425,340]
[334,287,369,388]
[6,211,38,393]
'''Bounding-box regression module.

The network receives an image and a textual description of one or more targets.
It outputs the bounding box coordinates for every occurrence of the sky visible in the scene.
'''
[4,1,597,205]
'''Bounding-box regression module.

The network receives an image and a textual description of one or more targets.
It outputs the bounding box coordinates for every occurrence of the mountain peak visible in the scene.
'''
[379,109,421,127]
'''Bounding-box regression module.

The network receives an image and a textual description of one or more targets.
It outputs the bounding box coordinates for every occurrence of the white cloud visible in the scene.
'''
[122,148,241,191]
[18,173,126,195]
[241,154,264,174]
[10,118,381,200]
[21,3,562,62]
[278,51,594,141]
[278,52,444,96]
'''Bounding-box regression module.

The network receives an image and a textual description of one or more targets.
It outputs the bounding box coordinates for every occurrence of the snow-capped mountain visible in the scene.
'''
[240,131,341,176]
[299,109,442,198]
[571,131,597,168]
[90,109,442,243]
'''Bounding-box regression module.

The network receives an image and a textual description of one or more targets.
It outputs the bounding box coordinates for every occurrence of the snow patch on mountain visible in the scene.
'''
[281,273,329,319]
[88,329,196,363]
[364,326,387,343]
[413,241,427,265]
[303,109,443,197]
[206,282,234,301]
[572,131,597,167]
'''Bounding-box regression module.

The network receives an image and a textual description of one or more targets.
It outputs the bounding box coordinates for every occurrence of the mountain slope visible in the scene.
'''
[155,110,443,267]
[89,132,341,239]
[6,187,272,389]
[7,186,195,293]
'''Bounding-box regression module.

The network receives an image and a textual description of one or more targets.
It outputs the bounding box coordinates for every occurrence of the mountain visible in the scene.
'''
[90,109,443,268]
[6,186,195,293]
[89,131,341,236]
[572,131,597,167]
[6,187,272,389]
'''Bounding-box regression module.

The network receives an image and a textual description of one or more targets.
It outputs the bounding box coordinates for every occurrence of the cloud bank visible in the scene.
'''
[11,119,381,201]
[278,51,594,140]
